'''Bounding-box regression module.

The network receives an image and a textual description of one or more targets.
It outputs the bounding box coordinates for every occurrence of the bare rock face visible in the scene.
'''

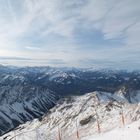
[80,115,95,126]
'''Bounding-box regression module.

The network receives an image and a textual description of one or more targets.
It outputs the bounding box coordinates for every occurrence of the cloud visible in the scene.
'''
[45,59,66,65]
[0,0,140,69]
[0,56,31,60]
[25,46,42,50]
[82,0,140,44]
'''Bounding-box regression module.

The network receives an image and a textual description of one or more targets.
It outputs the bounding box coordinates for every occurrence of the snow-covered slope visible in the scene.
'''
[1,91,139,140]
[0,88,59,136]
[82,120,140,140]
[0,65,140,136]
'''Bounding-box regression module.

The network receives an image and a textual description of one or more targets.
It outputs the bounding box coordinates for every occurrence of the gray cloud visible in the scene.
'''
[0,56,31,60]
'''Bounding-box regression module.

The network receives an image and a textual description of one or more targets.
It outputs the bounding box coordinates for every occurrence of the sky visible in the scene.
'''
[0,0,140,70]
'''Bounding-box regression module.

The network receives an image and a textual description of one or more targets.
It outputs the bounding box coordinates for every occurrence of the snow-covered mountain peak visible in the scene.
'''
[1,91,139,140]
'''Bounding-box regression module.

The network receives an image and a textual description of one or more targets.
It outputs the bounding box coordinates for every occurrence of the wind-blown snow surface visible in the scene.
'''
[1,92,140,140]
[82,120,140,140]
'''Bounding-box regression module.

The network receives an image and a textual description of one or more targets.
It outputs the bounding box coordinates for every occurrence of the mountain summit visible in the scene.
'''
[1,91,140,140]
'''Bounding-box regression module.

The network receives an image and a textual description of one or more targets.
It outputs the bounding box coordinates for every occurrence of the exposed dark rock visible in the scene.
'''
[80,115,94,125]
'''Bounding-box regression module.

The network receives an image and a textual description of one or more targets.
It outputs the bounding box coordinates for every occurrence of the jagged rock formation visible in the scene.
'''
[1,91,140,140]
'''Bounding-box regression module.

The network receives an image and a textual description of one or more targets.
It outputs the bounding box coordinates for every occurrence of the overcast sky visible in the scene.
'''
[0,0,140,69]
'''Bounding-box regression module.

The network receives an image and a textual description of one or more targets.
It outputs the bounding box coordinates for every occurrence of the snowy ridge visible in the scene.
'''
[0,88,59,136]
[1,91,140,140]
[82,120,140,140]
[0,66,140,136]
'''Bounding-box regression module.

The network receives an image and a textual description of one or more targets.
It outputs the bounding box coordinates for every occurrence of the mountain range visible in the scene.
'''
[0,65,140,136]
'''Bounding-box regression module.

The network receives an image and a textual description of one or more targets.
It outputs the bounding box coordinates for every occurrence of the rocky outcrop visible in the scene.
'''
[1,92,140,140]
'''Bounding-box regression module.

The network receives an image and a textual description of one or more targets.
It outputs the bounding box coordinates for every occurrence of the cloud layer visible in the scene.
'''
[0,0,140,69]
